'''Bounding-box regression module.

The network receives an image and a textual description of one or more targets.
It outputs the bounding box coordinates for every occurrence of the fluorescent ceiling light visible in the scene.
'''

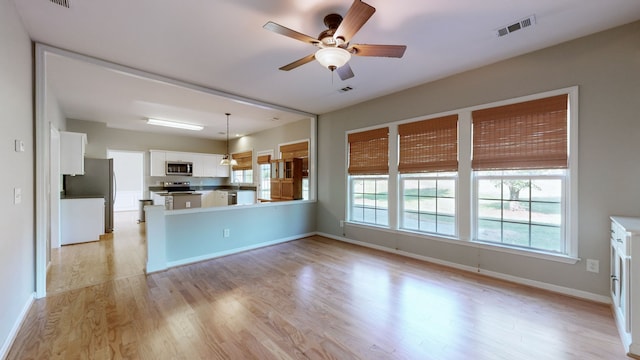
[147,118,203,131]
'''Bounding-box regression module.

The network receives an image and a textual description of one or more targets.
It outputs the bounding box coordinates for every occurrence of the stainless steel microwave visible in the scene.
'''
[165,161,193,176]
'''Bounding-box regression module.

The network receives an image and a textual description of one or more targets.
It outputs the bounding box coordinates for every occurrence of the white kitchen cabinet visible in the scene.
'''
[149,150,166,176]
[165,151,195,163]
[60,131,87,175]
[237,190,256,205]
[61,198,104,245]
[193,154,218,177]
[610,216,640,357]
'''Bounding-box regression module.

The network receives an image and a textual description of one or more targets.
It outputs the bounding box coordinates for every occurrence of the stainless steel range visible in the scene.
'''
[161,181,202,210]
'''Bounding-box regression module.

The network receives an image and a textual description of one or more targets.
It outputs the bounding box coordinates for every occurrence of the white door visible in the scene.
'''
[108,150,144,212]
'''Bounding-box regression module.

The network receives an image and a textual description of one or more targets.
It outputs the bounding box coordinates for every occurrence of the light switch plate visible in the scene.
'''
[14,187,21,204]
[15,140,24,152]
[586,259,599,273]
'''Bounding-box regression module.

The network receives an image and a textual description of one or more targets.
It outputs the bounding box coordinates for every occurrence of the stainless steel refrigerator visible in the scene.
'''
[64,158,115,233]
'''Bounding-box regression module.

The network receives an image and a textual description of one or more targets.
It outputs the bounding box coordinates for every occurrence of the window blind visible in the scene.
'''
[348,127,389,175]
[232,150,253,171]
[472,94,568,170]
[257,154,271,164]
[398,115,458,173]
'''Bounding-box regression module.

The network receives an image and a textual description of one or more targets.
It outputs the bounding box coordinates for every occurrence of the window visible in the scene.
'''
[398,115,458,236]
[344,88,576,259]
[401,173,456,236]
[257,153,271,200]
[348,127,389,226]
[350,176,389,226]
[232,150,253,184]
[472,94,569,254]
[475,170,564,252]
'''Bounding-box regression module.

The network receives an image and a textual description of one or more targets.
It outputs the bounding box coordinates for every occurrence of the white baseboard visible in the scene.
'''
[1,292,35,359]
[317,232,610,304]
[166,232,316,269]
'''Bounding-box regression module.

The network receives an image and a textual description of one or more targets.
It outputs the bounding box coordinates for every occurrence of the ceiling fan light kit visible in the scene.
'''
[315,47,351,71]
[263,0,406,81]
[147,118,203,131]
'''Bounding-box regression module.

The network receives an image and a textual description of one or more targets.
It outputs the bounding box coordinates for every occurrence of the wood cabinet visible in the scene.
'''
[270,158,302,200]
[610,216,640,357]
[60,131,87,175]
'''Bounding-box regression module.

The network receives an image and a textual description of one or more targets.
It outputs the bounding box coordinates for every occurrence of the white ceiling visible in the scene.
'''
[13,0,640,139]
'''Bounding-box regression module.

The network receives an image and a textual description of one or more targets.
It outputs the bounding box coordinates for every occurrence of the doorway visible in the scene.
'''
[107,150,144,212]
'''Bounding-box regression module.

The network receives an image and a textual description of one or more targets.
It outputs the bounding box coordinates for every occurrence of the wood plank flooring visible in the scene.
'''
[8,212,629,359]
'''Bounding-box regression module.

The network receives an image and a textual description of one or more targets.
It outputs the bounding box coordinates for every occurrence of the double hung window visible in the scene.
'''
[232,150,253,184]
[399,115,458,237]
[472,94,569,253]
[348,127,389,226]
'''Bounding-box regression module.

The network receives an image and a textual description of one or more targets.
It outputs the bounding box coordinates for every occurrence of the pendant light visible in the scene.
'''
[220,113,238,166]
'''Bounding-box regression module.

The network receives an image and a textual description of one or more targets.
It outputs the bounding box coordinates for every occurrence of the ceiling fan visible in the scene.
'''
[263,0,407,80]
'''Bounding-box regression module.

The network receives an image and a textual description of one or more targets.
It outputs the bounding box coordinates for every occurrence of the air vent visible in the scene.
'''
[49,0,71,8]
[496,15,536,37]
[338,86,354,93]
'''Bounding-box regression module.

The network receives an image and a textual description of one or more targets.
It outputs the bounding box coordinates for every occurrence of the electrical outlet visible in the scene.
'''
[586,259,599,273]
[14,188,21,204]
[185,201,191,208]
[223,228,230,238]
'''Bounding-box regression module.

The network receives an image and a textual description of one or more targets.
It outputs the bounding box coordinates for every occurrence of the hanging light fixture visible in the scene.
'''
[315,47,351,71]
[220,113,238,166]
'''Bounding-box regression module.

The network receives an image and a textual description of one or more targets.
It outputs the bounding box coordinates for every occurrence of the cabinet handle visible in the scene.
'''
[617,238,623,243]
[611,275,618,281]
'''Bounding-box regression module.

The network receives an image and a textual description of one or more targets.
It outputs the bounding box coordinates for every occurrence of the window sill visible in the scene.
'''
[344,222,580,265]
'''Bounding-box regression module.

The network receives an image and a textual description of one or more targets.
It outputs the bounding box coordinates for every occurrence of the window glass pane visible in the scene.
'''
[477,219,501,242]
[531,225,562,252]
[419,197,436,213]
[502,201,530,222]
[363,208,376,224]
[438,215,456,236]
[531,179,562,201]
[376,209,389,226]
[419,180,436,197]
[439,179,456,198]
[478,179,501,200]
[351,206,364,222]
[438,198,456,216]
[478,199,501,220]
[419,213,436,233]
[502,222,529,247]
[404,195,419,212]
[403,212,419,229]
[531,202,561,226]
[502,180,530,201]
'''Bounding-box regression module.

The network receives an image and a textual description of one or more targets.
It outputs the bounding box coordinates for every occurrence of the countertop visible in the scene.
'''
[61,194,105,200]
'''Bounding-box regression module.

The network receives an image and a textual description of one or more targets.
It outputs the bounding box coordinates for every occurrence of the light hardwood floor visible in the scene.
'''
[8,212,629,359]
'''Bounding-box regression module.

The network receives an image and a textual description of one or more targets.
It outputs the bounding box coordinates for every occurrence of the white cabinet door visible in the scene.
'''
[149,150,166,176]
[165,151,195,162]
[60,131,86,175]
[192,154,217,177]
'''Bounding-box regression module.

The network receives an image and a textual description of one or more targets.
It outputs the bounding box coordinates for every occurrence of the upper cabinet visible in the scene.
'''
[60,131,87,175]
[149,150,229,178]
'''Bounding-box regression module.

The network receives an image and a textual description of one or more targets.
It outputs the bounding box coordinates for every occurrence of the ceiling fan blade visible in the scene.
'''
[334,0,376,43]
[337,63,355,80]
[351,44,407,58]
[279,54,316,71]
[263,21,319,45]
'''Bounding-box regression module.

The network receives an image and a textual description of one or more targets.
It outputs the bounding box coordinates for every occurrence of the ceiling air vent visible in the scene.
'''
[338,86,354,93]
[496,15,536,37]
[49,0,71,8]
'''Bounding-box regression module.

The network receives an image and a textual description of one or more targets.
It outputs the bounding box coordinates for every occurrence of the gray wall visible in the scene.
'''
[231,118,312,157]
[0,0,35,355]
[317,21,640,297]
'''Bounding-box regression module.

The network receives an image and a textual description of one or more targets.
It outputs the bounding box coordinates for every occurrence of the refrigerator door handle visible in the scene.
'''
[112,171,117,203]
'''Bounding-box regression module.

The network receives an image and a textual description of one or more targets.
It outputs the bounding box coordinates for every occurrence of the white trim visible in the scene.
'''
[318,232,606,304]
[164,233,314,270]
[0,293,35,359]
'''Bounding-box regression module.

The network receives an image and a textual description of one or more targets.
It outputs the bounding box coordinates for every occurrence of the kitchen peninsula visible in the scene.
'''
[144,198,315,273]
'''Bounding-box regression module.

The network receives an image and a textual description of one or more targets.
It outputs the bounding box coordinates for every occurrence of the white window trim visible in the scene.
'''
[344,86,579,263]
[256,149,274,200]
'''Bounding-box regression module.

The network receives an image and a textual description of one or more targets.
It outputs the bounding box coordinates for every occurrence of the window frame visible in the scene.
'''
[348,175,390,227]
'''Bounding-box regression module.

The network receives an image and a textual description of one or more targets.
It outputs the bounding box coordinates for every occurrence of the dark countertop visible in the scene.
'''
[149,185,257,192]
[61,194,105,200]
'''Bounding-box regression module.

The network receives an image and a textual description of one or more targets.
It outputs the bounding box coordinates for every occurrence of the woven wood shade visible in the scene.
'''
[232,150,253,171]
[398,115,458,173]
[348,127,389,175]
[472,94,568,170]
[257,154,271,164]
[280,141,308,159]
